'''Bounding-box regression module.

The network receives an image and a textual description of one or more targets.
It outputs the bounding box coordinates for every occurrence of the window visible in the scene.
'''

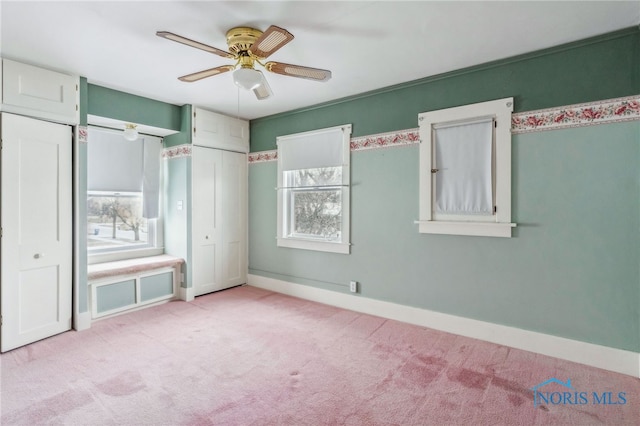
[417,98,516,237]
[277,124,352,253]
[87,127,163,261]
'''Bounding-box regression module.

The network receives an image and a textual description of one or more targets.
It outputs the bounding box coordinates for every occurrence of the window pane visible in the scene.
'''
[276,124,351,253]
[289,189,342,241]
[87,194,149,250]
[287,166,342,187]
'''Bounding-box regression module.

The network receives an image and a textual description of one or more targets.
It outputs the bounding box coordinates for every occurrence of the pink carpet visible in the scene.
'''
[1,285,638,425]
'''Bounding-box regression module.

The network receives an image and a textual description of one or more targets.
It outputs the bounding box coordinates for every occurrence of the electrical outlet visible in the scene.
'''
[350,281,357,293]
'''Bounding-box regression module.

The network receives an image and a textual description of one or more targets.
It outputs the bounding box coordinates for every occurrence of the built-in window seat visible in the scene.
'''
[88,255,184,320]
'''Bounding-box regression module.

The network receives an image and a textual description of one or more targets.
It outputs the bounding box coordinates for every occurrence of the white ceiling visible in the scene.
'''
[1,1,639,121]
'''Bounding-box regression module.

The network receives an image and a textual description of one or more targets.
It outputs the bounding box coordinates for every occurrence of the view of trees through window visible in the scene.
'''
[287,167,342,240]
[87,193,148,250]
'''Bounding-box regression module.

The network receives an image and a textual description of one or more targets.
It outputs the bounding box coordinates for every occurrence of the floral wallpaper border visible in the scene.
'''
[248,150,277,163]
[511,94,640,134]
[247,129,421,163]
[78,126,88,144]
[350,129,420,152]
[162,144,192,159]
[166,95,640,163]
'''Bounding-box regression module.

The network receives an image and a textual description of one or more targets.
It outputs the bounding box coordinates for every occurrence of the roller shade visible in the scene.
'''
[278,127,345,171]
[142,137,162,219]
[87,128,143,192]
[87,127,162,218]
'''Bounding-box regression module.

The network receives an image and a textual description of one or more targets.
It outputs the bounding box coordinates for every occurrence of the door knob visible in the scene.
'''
[33,253,44,259]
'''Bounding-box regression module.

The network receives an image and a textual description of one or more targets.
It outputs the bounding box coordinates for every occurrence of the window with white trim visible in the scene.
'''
[417,98,516,237]
[87,126,163,261]
[277,124,352,254]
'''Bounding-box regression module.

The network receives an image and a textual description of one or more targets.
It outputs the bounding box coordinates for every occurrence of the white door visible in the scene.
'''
[192,108,249,153]
[221,151,247,286]
[2,59,79,125]
[1,113,72,352]
[192,146,223,296]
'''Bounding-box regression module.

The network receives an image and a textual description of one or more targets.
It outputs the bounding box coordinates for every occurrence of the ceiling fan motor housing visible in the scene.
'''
[226,27,264,57]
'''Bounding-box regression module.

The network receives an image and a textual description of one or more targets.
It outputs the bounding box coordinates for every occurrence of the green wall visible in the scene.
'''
[87,84,182,131]
[164,104,192,148]
[251,28,639,151]
[163,157,192,289]
[163,104,193,288]
[247,28,640,352]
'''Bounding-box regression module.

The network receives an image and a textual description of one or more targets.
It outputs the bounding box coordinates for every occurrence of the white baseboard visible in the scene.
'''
[179,286,195,302]
[73,311,92,331]
[248,274,640,378]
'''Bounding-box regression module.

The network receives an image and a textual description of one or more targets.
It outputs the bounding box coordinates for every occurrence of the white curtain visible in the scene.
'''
[434,119,493,215]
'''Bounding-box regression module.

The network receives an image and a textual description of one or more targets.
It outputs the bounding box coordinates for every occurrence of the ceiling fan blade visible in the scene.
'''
[156,31,235,59]
[264,62,331,82]
[178,65,235,82]
[249,25,294,59]
[253,72,273,100]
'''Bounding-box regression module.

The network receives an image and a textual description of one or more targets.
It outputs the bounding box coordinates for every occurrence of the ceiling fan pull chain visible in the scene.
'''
[237,85,241,120]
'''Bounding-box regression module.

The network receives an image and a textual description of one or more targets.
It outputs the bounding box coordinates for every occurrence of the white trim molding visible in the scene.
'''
[414,220,516,238]
[418,97,515,238]
[248,274,640,378]
[73,311,92,331]
[179,286,195,302]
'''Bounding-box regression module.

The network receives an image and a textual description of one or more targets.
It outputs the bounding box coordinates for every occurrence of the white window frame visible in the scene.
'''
[276,124,352,254]
[417,98,516,237]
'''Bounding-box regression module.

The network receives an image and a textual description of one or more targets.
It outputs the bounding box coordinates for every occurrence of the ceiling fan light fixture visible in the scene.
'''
[233,67,263,91]
[123,123,138,141]
[253,71,273,100]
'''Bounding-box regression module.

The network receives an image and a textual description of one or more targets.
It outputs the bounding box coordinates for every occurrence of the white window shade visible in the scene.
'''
[87,128,144,192]
[434,119,493,215]
[278,127,345,171]
[87,127,162,218]
[142,137,162,219]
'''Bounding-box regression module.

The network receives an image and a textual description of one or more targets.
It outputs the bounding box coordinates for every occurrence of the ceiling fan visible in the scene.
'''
[156,25,332,100]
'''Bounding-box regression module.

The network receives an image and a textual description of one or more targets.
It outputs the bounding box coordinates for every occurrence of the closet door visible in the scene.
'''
[1,113,72,352]
[192,146,223,296]
[221,151,247,286]
[1,59,79,125]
